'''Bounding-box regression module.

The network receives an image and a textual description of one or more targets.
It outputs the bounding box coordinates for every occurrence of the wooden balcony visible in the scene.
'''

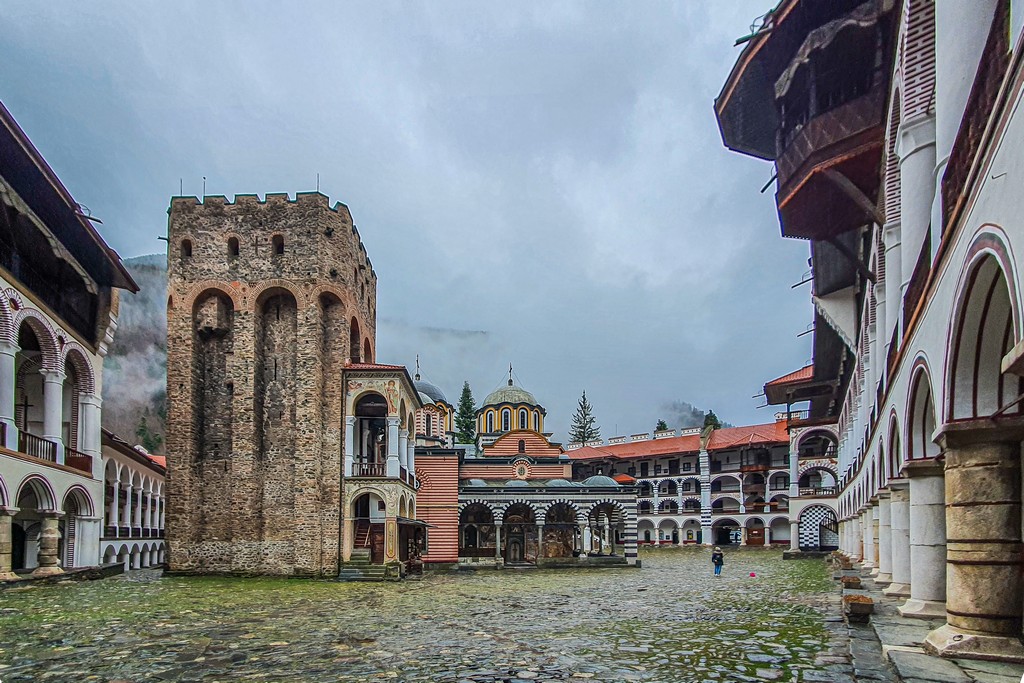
[800,486,839,497]
[351,462,387,478]
[65,447,93,475]
[18,430,57,463]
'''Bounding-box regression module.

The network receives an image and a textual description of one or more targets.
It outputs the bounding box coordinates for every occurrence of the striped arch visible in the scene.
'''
[680,495,701,506]
[13,308,61,371]
[0,290,14,345]
[16,474,56,511]
[544,499,581,521]
[677,475,701,487]
[945,227,1022,421]
[798,462,838,480]
[458,499,498,515]
[585,499,628,523]
[62,484,95,517]
[60,340,96,394]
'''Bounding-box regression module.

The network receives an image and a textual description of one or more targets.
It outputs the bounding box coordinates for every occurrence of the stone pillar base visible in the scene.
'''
[860,561,876,570]
[30,565,63,577]
[898,598,946,620]
[883,582,911,597]
[869,567,880,577]
[0,571,19,581]
[924,623,1024,663]
[873,572,892,586]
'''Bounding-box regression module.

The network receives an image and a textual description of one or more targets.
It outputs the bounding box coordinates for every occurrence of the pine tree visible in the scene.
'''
[703,410,722,431]
[569,390,601,443]
[655,419,668,432]
[455,381,477,444]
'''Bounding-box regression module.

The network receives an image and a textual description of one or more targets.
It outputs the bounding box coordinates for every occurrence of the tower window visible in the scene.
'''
[533,412,539,431]
[180,239,193,259]
[518,439,525,453]
[501,409,510,432]
[486,413,494,433]
[228,236,240,257]
[272,234,285,255]
[519,408,528,430]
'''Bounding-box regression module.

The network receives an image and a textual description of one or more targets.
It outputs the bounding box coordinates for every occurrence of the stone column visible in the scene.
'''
[884,480,911,596]
[385,417,401,477]
[31,511,63,577]
[109,477,120,534]
[789,441,799,498]
[407,439,416,480]
[398,429,409,470]
[134,486,144,533]
[146,492,154,533]
[862,508,876,569]
[789,519,799,551]
[899,459,946,619]
[849,514,862,561]
[925,425,1024,661]
[78,393,102,478]
[343,416,355,477]
[0,341,18,450]
[494,522,503,564]
[740,526,748,546]
[536,523,545,561]
[0,507,17,580]
[123,483,133,533]
[40,369,65,463]
[871,505,880,576]
[875,493,892,585]
[576,523,586,558]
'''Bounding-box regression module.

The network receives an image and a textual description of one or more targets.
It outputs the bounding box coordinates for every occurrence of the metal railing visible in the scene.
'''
[19,430,57,463]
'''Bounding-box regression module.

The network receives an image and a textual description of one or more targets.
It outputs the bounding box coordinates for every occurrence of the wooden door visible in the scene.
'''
[370,526,385,564]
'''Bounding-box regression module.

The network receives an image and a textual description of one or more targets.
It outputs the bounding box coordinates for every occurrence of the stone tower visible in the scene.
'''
[165,192,377,576]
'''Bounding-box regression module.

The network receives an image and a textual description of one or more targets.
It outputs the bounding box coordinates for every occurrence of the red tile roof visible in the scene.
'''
[147,454,167,467]
[765,365,813,386]
[568,421,789,462]
[706,421,789,450]
[344,362,408,371]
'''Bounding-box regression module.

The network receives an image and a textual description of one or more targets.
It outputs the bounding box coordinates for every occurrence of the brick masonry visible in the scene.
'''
[165,192,376,576]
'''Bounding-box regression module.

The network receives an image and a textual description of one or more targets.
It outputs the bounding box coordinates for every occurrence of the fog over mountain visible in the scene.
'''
[101,255,730,449]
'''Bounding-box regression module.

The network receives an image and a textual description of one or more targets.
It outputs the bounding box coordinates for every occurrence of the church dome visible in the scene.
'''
[581,475,620,487]
[415,379,447,404]
[546,479,578,487]
[483,381,538,407]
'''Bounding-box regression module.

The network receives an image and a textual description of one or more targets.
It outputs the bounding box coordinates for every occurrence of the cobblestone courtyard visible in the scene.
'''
[0,549,857,682]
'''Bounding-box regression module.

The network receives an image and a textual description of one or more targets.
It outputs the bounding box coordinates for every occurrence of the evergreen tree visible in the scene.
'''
[655,419,668,432]
[455,381,477,443]
[569,390,601,443]
[703,410,722,431]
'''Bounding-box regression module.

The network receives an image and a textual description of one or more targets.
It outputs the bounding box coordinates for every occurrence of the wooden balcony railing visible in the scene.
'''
[351,462,387,478]
[19,430,57,463]
[65,447,93,475]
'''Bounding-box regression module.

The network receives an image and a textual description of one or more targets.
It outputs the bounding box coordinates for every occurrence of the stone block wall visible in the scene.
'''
[165,193,375,576]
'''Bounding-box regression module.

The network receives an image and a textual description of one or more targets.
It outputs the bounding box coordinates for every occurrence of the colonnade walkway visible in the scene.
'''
[840,559,1024,682]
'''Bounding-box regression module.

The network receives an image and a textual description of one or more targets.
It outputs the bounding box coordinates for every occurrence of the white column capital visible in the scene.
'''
[40,369,66,384]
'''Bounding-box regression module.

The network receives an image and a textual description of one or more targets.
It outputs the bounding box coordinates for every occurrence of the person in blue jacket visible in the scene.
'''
[711,546,724,576]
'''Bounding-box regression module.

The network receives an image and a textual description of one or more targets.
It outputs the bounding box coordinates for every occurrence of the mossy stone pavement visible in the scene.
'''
[1,549,876,682]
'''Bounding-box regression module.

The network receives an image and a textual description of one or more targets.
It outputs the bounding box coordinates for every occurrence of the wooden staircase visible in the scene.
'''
[338,522,389,582]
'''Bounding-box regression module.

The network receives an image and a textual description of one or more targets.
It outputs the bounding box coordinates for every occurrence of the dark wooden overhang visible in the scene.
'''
[0,102,138,293]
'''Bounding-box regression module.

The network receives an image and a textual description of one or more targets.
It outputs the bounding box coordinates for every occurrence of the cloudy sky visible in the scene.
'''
[2,1,813,440]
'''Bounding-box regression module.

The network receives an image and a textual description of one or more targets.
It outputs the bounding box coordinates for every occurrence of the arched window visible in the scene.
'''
[227,236,239,257]
[501,409,510,432]
[272,234,284,255]
[486,412,494,433]
[425,414,433,437]
[533,412,539,431]
[518,439,525,453]
[180,239,192,259]
[519,408,528,429]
